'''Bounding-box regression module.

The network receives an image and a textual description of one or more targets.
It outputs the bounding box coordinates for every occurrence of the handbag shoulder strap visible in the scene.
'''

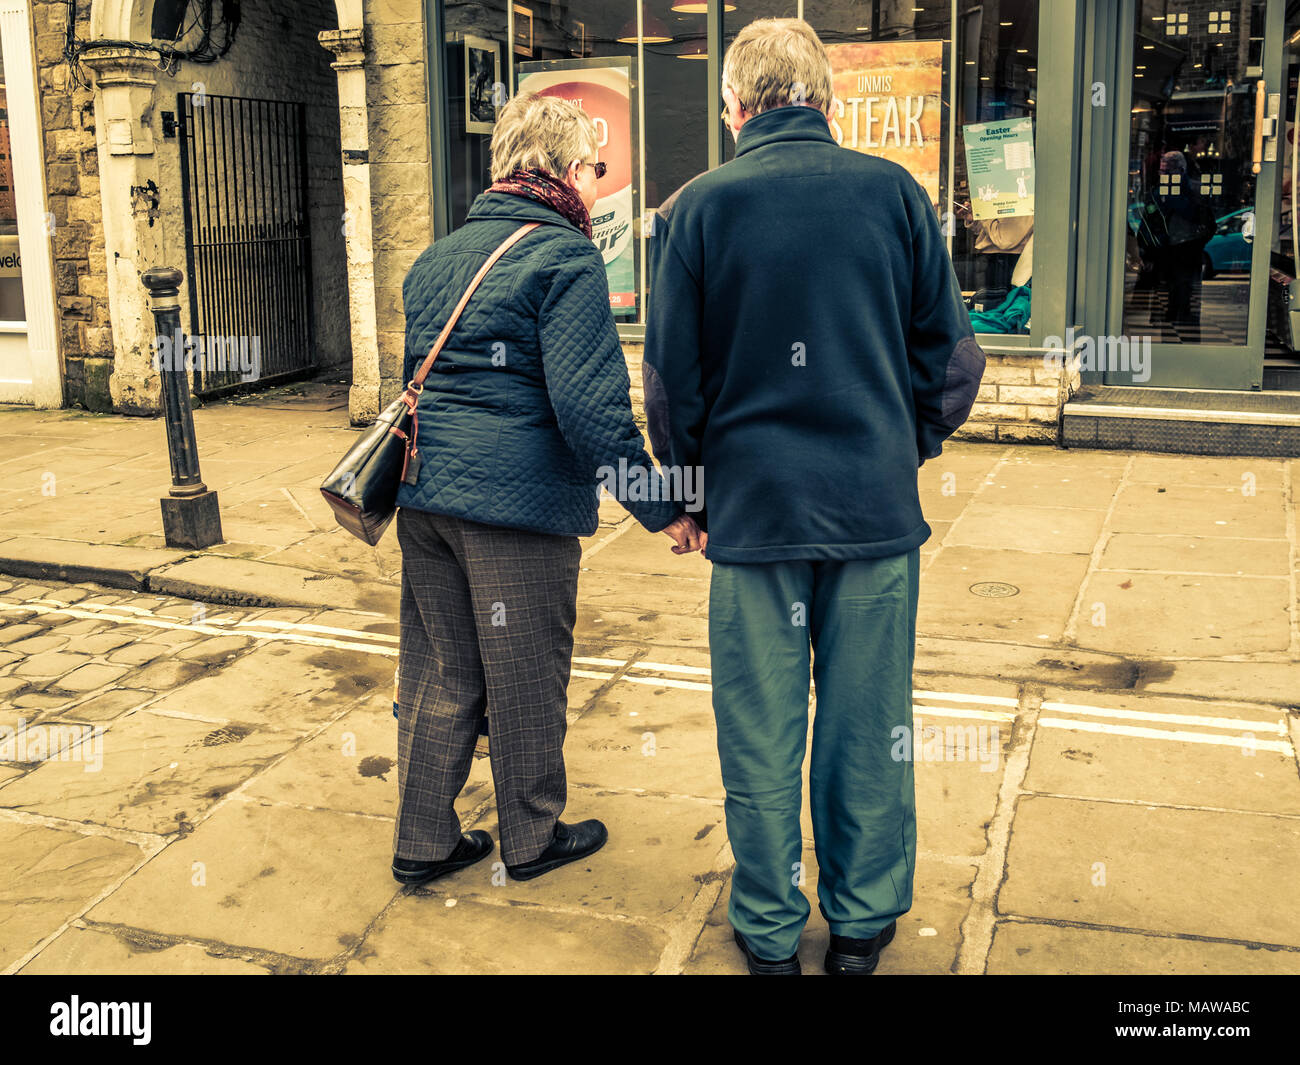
[408,221,542,391]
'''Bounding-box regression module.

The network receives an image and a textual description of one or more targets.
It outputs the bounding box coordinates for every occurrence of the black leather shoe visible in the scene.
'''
[505,819,608,881]
[733,929,801,975]
[392,831,493,885]
[824,920,897,975]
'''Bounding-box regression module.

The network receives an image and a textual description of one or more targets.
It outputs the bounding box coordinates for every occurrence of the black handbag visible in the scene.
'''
[320,222,541,545]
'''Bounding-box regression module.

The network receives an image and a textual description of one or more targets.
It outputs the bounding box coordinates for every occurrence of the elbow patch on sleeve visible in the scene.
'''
[940,335,987,430]
[643,360,672,462]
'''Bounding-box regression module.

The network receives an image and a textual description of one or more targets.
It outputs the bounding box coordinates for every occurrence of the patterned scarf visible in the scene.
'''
[487,167,593,239]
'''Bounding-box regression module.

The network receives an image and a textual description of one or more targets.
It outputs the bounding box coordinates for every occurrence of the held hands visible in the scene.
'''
[663,514,707,555]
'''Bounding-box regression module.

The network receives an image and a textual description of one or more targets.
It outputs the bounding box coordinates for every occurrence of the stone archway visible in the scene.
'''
[83,0,376,419]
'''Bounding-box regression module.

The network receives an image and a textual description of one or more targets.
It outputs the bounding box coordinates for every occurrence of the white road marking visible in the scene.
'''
[913,689,1019,707]
[629,660,713,676]
[620,674,713,692]
[7,596,1292,759]
[0,601,398,657]
[913,704,1017,723]
[1038,716,1294,755]
[1040,699,1286,736]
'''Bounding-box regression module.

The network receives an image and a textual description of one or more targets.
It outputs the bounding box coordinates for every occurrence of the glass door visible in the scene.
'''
[1115,0,1283,389]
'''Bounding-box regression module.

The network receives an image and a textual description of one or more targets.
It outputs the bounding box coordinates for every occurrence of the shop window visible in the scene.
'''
[951,1,1038,336]
[443,2,708,326]
[801,2,1038,337]
[0,33,24,324]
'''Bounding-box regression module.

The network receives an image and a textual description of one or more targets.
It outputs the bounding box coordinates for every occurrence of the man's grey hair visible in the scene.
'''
[722,17,835,117]
[489,91,600,183]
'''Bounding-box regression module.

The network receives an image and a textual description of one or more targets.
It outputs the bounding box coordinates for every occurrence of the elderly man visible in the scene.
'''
[643,18,984,975]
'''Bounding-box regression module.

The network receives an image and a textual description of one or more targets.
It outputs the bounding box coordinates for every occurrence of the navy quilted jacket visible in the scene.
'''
[396,192,682,537]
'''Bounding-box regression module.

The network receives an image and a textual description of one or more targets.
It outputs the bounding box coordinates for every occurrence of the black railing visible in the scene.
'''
[177,92,315,395]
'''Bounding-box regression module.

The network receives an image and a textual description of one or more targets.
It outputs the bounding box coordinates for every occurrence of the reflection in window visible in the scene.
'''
[444,2,709,325]
[951,2,1038,335]
[1122,0,1264,345]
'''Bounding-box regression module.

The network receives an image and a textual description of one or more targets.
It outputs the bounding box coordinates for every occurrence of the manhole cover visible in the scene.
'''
[969,581,1020,598]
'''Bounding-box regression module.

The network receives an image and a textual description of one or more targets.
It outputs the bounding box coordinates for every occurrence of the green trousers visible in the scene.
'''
[708,549,920,960]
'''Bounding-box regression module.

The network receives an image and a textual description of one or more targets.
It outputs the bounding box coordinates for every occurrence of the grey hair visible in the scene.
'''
[489,91,600,182]
[722,17,834,116]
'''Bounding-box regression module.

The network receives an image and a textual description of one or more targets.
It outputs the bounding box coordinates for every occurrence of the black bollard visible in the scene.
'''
[141,267,224,549]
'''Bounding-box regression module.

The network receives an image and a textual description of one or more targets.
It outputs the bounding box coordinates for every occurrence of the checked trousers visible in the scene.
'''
[393,507,581,866]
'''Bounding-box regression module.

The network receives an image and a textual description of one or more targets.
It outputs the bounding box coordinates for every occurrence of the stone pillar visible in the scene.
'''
[80,47,164,415]
[320,27,382,426]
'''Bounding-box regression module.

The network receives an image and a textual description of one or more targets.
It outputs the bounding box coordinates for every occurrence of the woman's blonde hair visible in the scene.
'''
[489,91,600,183]
[722,17,834,116]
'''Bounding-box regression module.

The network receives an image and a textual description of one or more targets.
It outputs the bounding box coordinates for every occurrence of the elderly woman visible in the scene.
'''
[390,91,702,888]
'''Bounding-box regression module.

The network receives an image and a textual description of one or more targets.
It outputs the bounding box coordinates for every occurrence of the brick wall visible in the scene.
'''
[954,349,1073,445]
[33,0,112,410]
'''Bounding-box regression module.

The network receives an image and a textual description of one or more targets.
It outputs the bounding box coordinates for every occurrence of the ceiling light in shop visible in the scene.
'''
[618,16,673,43]
[672,1,736,11]
[678,39,708,59]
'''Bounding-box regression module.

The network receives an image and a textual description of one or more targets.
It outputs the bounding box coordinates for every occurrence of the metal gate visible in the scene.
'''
[177,92,315,395]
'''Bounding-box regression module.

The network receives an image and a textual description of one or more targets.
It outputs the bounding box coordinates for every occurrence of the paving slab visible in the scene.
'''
[87,799,399,961]
[918,547,1092,643]
[576,606,710,650]
[1000,795,1300,947]
[0,709,301,834]
[1137,660,1300,707]
[451,785,725,924]
[0,819,143,970]
[564,681,723,799]
[975,464,1124,509]
[987,919,1300,975]
[1026,689,1299,814]
[1109,484,1286,539]
[48,689,156,723]
[576,570,710,619]
[1099,533,1292,576]
[917,490,976,523]
[20,924,273,975]
[947,503,1106,554]
[1074,571,1290,657]
[1127,454,1287,491]
[243,705,493,820]
[345,896,666,975]
[146,642,383,734]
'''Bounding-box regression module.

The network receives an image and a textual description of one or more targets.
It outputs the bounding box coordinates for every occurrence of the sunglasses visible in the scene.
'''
[582,160,608,178]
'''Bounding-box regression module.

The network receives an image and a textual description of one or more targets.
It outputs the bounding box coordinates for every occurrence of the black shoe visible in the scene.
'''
[392,831,493,885]
[733,928,801,975]
[505,819,608,881]
[824,920,897,975]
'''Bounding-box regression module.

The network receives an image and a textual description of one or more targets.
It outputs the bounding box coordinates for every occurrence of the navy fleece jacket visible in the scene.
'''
[642,104,985,564]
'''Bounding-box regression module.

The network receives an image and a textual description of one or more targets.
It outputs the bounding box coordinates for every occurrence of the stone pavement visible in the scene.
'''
[0,382,1298,974]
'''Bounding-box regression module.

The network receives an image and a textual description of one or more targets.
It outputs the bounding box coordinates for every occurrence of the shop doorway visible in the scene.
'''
[1109,0,1284,390]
